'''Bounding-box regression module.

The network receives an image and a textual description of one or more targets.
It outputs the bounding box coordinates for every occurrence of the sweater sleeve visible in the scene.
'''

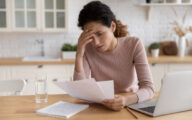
[73,53,91,81]
[133,38,154,102]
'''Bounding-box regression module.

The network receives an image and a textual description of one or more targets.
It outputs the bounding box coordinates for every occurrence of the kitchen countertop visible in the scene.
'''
[0,56,192,65]
[148,56,192,64]
[0,57,75,65]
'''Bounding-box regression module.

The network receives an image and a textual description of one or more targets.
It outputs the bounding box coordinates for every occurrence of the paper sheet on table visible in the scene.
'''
[54,79,114,103]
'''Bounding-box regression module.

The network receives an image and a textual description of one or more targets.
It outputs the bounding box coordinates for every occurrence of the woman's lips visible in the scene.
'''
[96,45,103,49]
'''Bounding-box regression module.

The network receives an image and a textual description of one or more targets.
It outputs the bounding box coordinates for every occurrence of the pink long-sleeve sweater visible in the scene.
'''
[73,36,154,102]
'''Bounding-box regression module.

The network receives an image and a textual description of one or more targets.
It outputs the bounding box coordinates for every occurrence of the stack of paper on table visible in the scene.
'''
[54,79,114,103]
[36,101,89,119]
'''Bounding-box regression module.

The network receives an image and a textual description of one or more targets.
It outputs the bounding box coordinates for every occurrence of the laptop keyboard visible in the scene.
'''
[139,106,155,113]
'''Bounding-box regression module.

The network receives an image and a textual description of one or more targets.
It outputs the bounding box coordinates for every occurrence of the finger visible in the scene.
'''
[78,36,93,47]
[79,33,94,44]
[82,39,93,47]
[84,29,89,33]
[103,98,114,102]
[112,100,124,106]
[115,95,120,98]
[114,95,125,103]
[104,97,123,104]
[103,102,124,111]
[103,99,115,104]
[103,102,122,108]
[114,97,122,103]
[83,34,94,41]
[103,102,113,105]
[112,107,123,111]
[105,103,123,111]
[103,103,112,109]
[113,103,124,108]
[103,102,115,107]
[110,97,122,103]
[79,31,86,39]
[81,30,95,39]
[110,100,124,108]
[77,38,93,52]
[112,104,124,110]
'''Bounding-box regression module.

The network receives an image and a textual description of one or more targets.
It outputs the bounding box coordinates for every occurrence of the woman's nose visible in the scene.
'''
[91,35,100,46]
[93,39,100,46]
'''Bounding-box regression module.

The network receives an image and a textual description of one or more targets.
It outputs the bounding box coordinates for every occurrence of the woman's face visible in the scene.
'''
[84,21,116,52]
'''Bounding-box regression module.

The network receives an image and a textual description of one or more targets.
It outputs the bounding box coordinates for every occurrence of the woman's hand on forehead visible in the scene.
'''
[83,29,97,37]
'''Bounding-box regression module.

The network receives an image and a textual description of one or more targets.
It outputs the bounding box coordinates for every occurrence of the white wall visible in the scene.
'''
[0,0,192,57]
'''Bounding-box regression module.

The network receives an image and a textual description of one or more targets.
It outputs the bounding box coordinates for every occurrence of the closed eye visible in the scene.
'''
[95,32,103,37]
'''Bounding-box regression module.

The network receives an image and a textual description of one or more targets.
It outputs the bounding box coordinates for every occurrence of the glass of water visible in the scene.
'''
[35,73,48,103]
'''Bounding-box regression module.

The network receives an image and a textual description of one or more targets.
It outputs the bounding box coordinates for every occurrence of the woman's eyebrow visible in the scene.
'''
[95,31,103,33]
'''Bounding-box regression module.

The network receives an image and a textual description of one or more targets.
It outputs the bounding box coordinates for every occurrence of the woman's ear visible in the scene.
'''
[110,21,116,33]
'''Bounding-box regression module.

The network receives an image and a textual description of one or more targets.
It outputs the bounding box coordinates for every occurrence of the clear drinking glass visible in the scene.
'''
[35,73,48,103]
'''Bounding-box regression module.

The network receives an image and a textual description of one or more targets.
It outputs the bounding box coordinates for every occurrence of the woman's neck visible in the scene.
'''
[107,37,118,52]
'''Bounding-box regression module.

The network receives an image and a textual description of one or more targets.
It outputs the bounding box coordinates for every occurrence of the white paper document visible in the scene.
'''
[36,101,89,119]
[54,79,114,103]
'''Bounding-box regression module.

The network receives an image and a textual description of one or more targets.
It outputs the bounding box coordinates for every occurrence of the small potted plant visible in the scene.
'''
[61,43,77,59]
[149,42,160,58]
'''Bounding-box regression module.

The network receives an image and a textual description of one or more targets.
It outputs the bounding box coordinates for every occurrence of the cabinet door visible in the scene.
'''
[0,66,12,81]
[10,66,38,95]
[12,0,40,31]
[149,64,168,91]
[9,65,74,95]
[0,0,10,31]
[168,64,192,72]
[42,0,67,32]
[42,65,74,94]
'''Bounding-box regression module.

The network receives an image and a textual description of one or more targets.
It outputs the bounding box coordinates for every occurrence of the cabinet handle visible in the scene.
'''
[38,65,43,68]
[152,63,157,66]
[52,79,58,82]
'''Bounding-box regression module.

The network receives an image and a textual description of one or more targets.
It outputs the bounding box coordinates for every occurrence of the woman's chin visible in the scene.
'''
[96,47,106,52]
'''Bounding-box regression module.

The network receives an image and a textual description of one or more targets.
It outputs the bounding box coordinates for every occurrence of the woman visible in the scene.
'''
[73,1,154,111]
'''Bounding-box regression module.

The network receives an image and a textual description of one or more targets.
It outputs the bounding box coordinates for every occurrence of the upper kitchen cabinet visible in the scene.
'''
[0,0,67,32]
[0,0,10,31]
[12,0,39,31]
[42,0,67,32]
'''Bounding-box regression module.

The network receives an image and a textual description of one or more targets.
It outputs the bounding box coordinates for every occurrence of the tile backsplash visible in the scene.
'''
[0,0,192,57]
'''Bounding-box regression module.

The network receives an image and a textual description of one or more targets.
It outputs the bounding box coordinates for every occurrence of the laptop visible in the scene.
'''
[128,71,192,117]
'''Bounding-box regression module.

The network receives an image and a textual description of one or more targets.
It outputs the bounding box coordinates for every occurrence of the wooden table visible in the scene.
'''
[0,94,192,120]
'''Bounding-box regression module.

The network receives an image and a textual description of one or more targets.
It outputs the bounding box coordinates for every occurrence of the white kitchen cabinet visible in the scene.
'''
[0,0,7,28]
[1,62,192,95]
[0,66,12,80]
[0,64,74,95]
[0,0,11,31]
[40,65,74,94]
[0,0,67,32]
[9,65,38,95]
[149,63,192,92]
[149,64,168,91]
[42,0,67,32]
[167,64,192,72]
[12,0,40,31]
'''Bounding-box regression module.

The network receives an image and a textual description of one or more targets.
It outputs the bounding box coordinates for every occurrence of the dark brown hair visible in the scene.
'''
[78,1,129,37]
